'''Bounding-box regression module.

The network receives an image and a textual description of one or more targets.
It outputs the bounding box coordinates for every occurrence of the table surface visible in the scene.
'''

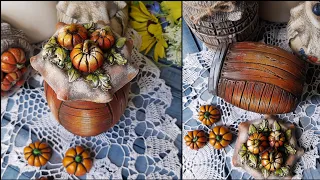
[182,18,320,179]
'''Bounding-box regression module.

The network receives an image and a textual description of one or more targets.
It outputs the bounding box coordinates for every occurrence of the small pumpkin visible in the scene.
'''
[24,141,52,167]
[246,132,269,154]
[90,27,115,51]
[198,105,221,126]
[268,131,286,148]
[209,126,232,149]
[57,23,88,50]
[184,130,207,150]
[70,40,104,73]
[62,146,93,176]
[261,150,283,172]
[1,48,26,73]
[1,70,22,91]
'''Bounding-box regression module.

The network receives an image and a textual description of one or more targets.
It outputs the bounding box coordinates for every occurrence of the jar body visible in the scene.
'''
[44,81,130,136]
[214,42,307,114]
[183,1,259,48]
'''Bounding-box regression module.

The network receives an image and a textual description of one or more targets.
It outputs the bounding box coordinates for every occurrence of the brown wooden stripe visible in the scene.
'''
[224,80,236,104]
[248,82,265,113]
[64,101,106,109]
[231,81,246,108]
[229,42,305,69]
[239,81,255,111]
[221,62,303,97]
[226,50,306,79]
[218,78,227,99]
[257,83,274,114]
[277,90,288,114]
[59,103,112,118]
[268,86,282,113]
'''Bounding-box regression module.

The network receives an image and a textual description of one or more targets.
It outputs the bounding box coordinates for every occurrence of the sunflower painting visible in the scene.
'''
[130,1,182,66]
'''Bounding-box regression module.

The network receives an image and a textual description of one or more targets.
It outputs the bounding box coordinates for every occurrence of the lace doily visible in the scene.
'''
[182,22,320,179]
[1,28,181,179]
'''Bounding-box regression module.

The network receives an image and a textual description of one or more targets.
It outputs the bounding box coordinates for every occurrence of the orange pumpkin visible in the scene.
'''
[70,40,104,73]
[184,130,207,150]
[198,105,221,126]
[268,131,286,148]
[1,48,26,73]
[1,70,22,91]
[62,146,93,176]
[90,27,115,51]
[23,141,52,167]
[246,132,269,154]
[209,126,232,149]
[261,150,283,172]
[57,23,88,50]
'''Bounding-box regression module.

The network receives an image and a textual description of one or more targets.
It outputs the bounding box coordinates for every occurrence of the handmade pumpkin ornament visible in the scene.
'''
[184,130,207,150]
[261,150,283,172]
[246,131,269,154]
[70,40,104,73]
[269,131,285,148]
[62,146,93,176]
[23,141,52,167]
[1,47,26,73]
[90,26,115,51]
[209,126,232,149]
[1,70,23,91]
[198,105,221,126]
[57,23,88,50]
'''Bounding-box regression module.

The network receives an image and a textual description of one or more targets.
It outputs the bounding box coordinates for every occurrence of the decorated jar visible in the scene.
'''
[208,42,307,114]
[287,1,320,65]
[30,22,139,137]
[183,1,259,49]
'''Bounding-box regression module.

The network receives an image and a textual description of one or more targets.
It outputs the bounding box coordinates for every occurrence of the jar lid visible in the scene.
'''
[208,44,229,95]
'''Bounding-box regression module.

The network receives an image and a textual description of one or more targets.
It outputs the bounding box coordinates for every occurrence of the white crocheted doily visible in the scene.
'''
[182,22,320,179]
[1,28,181,179]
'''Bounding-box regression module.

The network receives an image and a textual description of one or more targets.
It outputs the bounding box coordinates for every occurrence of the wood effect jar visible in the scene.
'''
[183,1,259,48]
[44,81,130,136]
[208,42,307,114]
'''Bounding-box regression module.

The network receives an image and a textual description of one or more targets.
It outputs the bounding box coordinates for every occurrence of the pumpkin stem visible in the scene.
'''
[83,40,90,54]
[253,139,260,147]
[68,24,77,33]
[216,135,222,141]
[192,136,198,142]
[75,155,82,163]
[16,64,25,69]
[33,149,41,156]
[204,111,211,119]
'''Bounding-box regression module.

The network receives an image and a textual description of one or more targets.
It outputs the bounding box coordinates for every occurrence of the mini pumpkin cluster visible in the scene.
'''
[42,22,128,91]
[24,141,93,177]
[1,48,28,93]
[238,119,297,178]
[184,126,233,150]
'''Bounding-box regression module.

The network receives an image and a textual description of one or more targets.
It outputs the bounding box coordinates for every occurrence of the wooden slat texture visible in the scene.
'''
[221,62,303,97]
[44,81,130,137]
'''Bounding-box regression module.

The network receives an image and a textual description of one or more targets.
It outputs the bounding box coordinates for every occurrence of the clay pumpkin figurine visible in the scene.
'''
[1,48,26,73]
[24,141,52,167]
[198,105,221,126]
[246,124,269,154]
[57,23,88,50]
[62,146,93,176]
[90,26,115,51]
[268,121,286,148]
[70,40,104,73]
[261,150,283,172]
[1,70,22,91]
[209,126,232,149]
[184,130,207,150]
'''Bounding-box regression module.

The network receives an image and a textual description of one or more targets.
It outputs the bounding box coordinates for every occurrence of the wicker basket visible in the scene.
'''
[209,42,307,114]
[183,1,259,48]
[44,81,130,136]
